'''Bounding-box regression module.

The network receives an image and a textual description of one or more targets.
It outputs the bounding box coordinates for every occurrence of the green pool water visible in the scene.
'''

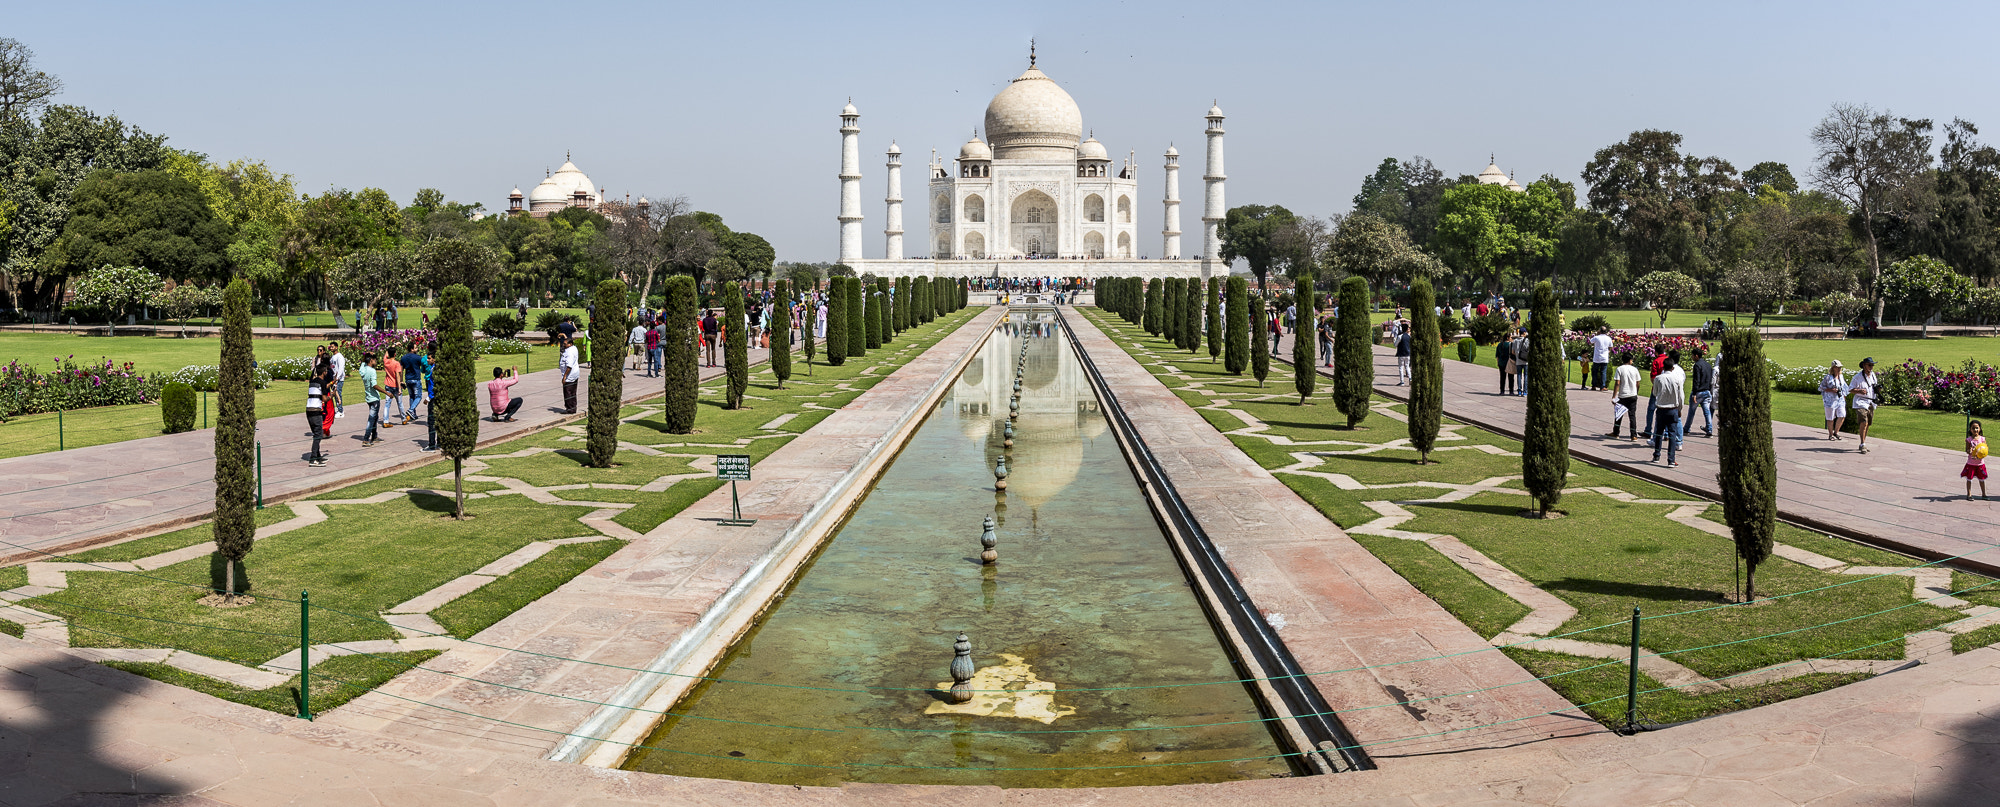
[622,317,1295,787]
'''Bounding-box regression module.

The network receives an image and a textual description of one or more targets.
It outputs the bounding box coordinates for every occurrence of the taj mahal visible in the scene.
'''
[838,48,1220,280]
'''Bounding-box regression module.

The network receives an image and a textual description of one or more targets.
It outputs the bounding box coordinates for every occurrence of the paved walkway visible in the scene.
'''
[0,348,765,564]
[1272,331,2000,575]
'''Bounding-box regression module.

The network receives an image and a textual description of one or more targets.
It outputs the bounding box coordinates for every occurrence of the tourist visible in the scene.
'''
[328,340,347,418]
[1317,315,1333,367]
[1683,346,1715,438]
[1964,421,1989,499]
[421,344,439,451]
[305,361,330,467]
[1849,357,1880,454]
[701,309,721,367]
[359,352,383,447]
[577,325,592,367]
[1394,323,1412,385]
[644,318,663,377]
[1639,349,1667,438]
[1650,351,1685,467]
[379,345,404,428]
[1496,330,1516,396]
[558,335,581,414]
[1588,328,1613,390]
[629,318,647,371]
[489,366,523,422]
[1609,353,1640,440]
[1510,330,1530,397]
[1819,359,1848,440]
[399,345,424,424]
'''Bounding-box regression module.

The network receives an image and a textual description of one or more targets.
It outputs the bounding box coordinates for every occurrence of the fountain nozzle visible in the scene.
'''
[980,514,998,564]
[949,633,975,703]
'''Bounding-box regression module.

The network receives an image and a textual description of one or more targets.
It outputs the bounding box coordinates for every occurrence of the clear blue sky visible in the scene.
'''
[10,1,1998,262]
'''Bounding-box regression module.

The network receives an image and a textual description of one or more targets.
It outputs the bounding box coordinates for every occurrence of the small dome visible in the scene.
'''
[530,159,597,205]
[959,134,992,161]
[509,187,523,198]
[1078,134,1109,161]
[983,65,1083,160]
[841,100,858,116]
[1207,103,1225,119]
[1164,144,1178,156]
[887,140,901,155]
[637,195,649,205]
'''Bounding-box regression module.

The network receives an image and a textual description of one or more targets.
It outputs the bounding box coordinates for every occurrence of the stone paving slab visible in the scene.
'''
[1064,309,1601,760]
[0,350,764,564]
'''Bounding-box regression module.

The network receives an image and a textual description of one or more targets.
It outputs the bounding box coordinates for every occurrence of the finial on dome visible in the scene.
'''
[566,149,571,162]
[1029,38,1036,67]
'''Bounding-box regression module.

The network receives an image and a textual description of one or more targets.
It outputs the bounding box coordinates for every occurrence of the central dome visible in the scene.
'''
[983,65,1083,161]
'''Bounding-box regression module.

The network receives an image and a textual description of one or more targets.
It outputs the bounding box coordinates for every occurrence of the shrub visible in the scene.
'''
[0,356,163,420]
[1225,277,1249,375]
[662,276,699,432]
[474,338,529,356]
[480,312,522,340]
[587,280,629,467]
[1292,271,1317,403]
[264,355,316,381]
[211,279,256,597]
[1407,279,1443,463]
[1333,277,1373,428]
[160,382,197,433]
[534,309,573,341]
[435,285,478,517]
[1457,338,1477,363]
[161,363,272,393]
[1719,328,1776,599]
[1436,310,1461,341]
[1569,314,1610,334]
[1469,311,1511,345]
[723,281,748,409]
[1522,281,1570,517]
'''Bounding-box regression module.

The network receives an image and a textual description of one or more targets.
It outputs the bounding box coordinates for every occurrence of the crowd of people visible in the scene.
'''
[303,335,442,467]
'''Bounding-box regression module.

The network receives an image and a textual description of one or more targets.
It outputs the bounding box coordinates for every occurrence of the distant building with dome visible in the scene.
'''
[508,155,613,218]
[837,47,1222,280]
[1475,156,1525,192]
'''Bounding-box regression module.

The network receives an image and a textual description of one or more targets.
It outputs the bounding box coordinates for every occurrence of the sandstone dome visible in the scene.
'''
[1077,134,1109,161]
[983,65,1082,160]
[530,159,596,206]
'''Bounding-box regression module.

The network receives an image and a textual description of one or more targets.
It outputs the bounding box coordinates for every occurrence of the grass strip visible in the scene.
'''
[1350,534,1529,639]
[1503,647,1868,727]
[103,650,440,715]
[432,539,628,639]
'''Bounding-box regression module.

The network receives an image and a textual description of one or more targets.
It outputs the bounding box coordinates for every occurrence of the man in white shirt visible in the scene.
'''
[558,335,581,414]
[628,321,647,371]
[1819,359,1848,441]
[1587,329,1614,390]
[1650,352,1686,466]
[1609,352,1642,440]
[1849,357,1879,453]
[327,342,348,418]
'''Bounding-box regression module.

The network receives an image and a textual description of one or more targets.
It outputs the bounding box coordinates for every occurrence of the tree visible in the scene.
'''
[0,38,62,122]
[1182,276,1202,353]
[1164,277,1183,344]
[1407,278,1442,463]
[894,277,909,333]
[1323,212,1447,288]
[1522,281,1570,517]
[415,237,499,294]
[150,282,221,337]
[704,255,745,286]
[771,279,793,388]
[327,247,420,323]
[845,276,865,358]
[662,275,699,432]
[1744,161,1799,195]
[1434,180,1567,294]
[1632,270,1704,329]
[1251,294,1270,387]
[1818,291,1868,330]
[1220,204,1296,291]
[1811,104,1936,323]
[1718,327,1776,600]
[863,277,881,349]
[586,280,628,467]
[1881,254,1972,338]
[825,276,848,366]
[44,170,232,282]
[432,284,477,516]
[722,281,749,409]
[1144,278,1163,335]
[1583,129,1742,279]
[724,231,775,288]
[209,278,255,600]
[799,284,817,375]
[0,105,171,310]
[1292,271,1317,403]
[1225,276,1249,374]
[1714,260,1796,325]
[1206,276,1222,362]
[70,264,161,330]
[876,278,893,343]
[1332,277,1372,427]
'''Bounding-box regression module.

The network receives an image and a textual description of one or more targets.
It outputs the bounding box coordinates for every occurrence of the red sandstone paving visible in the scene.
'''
[0,350,763,564]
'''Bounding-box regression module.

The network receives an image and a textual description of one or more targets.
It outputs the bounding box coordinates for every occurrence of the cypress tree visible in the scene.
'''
[771,279,793,388]
[1251,295,1270,387]
[847,277,866,355]
[1523,280,1571,517]
[663,275,700,431]
[1225,276,1249,374]
[1407,278,1443,464]
[1333,276,1373,428]
[825,276,848,365]
[1293,271,1317,403]
[586,279,628,467]
[1206,277,1223,362]
[1719,327,1776,600]
[876,278,893,343]
[799,282,817,376]
[210,278,255,599]
[436,284,478,518]
[1183,276,1202,352]
[1166,278,1183,344]
[723,281,749,409]
[861,278,878,349]
[921,276,935,322]
[1145,279,1163,335]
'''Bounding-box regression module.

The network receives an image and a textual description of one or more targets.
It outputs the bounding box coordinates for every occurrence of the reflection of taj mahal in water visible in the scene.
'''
[838,47,1223,281]
[953,314,1105,514]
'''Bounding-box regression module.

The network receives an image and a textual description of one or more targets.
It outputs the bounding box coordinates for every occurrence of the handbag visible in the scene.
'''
[1505,358,1517,374]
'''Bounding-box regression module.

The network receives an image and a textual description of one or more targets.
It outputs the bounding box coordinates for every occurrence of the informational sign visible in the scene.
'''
[716,454,752,481]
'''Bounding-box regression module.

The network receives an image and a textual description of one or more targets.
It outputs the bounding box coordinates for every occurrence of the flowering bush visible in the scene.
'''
[475,338,529,356]
[0,356,163,420]
[1880,359,2000,417]
[1560,330,1709,365]
[1767,361,1829,394]
[162,363,272,393]
[264,355,318,381]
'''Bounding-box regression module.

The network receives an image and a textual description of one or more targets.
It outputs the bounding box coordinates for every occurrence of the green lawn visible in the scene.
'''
[3,306,983,714]
[1086,306,1968,727]
[104,651,439,715]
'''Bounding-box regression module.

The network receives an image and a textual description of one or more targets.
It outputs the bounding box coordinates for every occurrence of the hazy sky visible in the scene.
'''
[10,1,1999,262]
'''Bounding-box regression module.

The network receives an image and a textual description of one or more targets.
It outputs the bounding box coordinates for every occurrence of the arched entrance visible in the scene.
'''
[1010,190,1056,257]
[1083,231,1105,259]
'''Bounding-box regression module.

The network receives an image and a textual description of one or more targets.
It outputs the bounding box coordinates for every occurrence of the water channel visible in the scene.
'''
[622,313,1293,787]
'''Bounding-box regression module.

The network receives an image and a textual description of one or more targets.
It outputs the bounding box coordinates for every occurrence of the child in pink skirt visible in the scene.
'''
[1965,420,1988,500]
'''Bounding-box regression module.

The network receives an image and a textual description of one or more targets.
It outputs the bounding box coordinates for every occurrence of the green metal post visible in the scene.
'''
[256,443,265,509]
[203,392,208,429]
[298,590,313,720]
[57,409,64,451]
[1623,606,1641,733]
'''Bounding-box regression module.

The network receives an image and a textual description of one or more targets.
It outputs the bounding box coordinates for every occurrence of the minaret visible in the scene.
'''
[838,99,863,266]
[1162,145,1182,259]
[1201,103,1227,280]
[885,142,904,260]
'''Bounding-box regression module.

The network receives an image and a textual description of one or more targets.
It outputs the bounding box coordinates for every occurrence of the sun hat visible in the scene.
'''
[1830,359,1843,367]
[1860,357,1875,365]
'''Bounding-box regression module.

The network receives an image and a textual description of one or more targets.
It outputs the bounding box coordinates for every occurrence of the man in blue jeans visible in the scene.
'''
[1682,347,1715,438]
[359,352,383,446]
[399,346,424,424]
[1650,351,1685,466]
